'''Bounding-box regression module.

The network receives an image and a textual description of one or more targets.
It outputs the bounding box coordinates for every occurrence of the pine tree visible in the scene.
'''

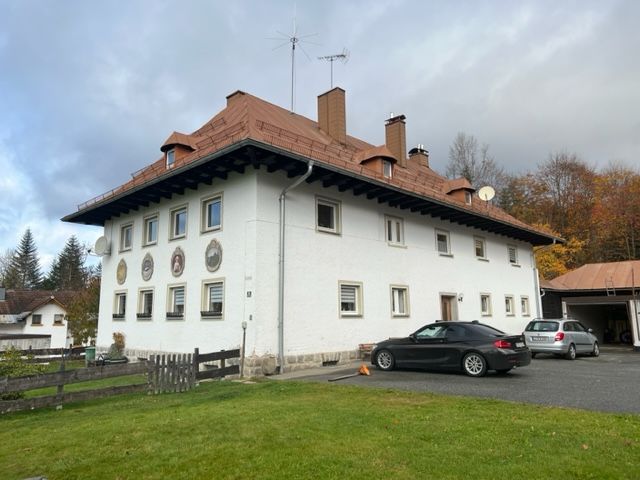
[45,235,88,290]
[5,229,42,289]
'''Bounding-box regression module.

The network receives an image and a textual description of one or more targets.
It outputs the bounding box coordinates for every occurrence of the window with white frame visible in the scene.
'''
[521,296,530,316]
[505,295,515,316]
[166,149,175,168]
[480,294,492,316]
[120,223,133,252]
[383,159,393,178]
[391,286,409,316]
[316,197,341,234]
[53,314,64,325]
[138,289,154,319]
[436,230,451,255]
[167,285,185,318]
[31,314,42,326]
[143,215,158,246]
[201,195,222,233]
[474,237,486,259]
[114,292,127,319]
[507,245,518,265]
[170,206,188,240]
[202,280,224,319]
[385,215,404,246]
[339,282,362,316]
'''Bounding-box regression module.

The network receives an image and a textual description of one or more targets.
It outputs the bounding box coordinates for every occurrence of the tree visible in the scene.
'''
[5,229,42,289]
[44,235,88,290]
[0,248,14,286]
[446,132,506,194]
[66,274,100,345]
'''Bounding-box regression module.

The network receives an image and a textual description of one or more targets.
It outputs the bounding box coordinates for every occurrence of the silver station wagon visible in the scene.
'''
[524,319,600,360]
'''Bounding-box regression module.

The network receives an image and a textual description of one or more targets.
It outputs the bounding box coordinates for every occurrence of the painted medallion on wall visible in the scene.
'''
[171,247,185,277]
[205,239,223,272]
[116,259,127,285]
[141,253,154,281]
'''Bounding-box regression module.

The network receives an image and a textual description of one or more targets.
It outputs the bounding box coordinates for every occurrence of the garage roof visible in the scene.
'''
[547,260,640,291]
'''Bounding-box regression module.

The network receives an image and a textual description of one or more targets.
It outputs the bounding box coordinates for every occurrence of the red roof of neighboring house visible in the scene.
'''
[547,261,640,291]
[0,290,77,315]
[63,89,558,244]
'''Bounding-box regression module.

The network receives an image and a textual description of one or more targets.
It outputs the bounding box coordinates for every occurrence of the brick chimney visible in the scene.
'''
[385,114,407,168]
[409,144,429,168]
[317,87,347,144]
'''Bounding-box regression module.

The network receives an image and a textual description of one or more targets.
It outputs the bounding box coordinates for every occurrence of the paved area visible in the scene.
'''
[274,347,640,413]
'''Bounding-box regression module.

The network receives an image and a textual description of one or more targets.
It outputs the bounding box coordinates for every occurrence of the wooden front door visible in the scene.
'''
[440,295,457,321]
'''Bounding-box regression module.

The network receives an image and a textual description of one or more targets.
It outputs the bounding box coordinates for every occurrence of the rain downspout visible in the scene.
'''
[278,161,314,373]
[532,239,556,318]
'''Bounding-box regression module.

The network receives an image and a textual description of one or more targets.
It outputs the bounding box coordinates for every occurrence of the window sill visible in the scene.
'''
[166,312,184,320]
[316,227,341,235]
[510,263,521,268]
[118,248,132,254]
[201,226,222,235]
[112,315,125,321]
[476,257,489,262]
[506,314,515,317]
[31,324,43,327]
[387,243,407,249]
[438,253,454,258]
[169,235,187,242]
[392,314,410,318]
[137,314,153,320]
[53,324,65,327]
[481,314,492,317]
[340,313,362,318]
[142,242,158,249]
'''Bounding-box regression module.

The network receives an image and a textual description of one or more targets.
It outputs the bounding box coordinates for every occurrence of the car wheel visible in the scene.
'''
[565,343,576,360]
[531,352,537,359]
[462,352,487,377]
[496,368,512,375]
[375,349,395,371]
[591,342,600,357]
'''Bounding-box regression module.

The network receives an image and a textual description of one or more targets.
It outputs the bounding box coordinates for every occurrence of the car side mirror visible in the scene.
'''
[587,328,593,333]
[409,333,417,342]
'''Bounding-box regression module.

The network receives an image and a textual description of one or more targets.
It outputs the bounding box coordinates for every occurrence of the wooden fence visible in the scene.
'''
[1,347,241,414]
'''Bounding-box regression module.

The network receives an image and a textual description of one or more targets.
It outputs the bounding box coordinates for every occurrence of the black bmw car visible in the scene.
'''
[371,321,531,377]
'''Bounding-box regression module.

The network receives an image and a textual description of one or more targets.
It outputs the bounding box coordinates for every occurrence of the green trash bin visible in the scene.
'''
[85,346,96,366]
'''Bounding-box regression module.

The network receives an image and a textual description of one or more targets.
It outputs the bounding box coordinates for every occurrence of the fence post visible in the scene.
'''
[221,349,226,371]
[147,356,154,395]
[56,360,65,410]
[193,348,199,387]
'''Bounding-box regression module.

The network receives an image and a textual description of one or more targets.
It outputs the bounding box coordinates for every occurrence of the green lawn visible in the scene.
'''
[1,380,638,480]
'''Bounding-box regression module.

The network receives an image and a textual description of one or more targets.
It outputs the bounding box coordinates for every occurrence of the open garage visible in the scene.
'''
[566,300,636,346]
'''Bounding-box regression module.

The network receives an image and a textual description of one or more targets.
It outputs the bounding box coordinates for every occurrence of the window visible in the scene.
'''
[138,289,154,319]
[167,285,185,318]
[31,314,42,326]
[508,245,518,265]
[201,195,222,232]
[120,223,133,252]
[202,280,224,319]
[480,294,492,316]
[521,296,530,316]
[464,191,472,205]
[436,230,451,255]
[170,206,188,240]
[143,215,158,246]
[53,314,64,325]
[114,292,126,319]
[385,216,404,246]
[474,237,486,259]
[339,282,362,317]
[505,295,515,316]
[391,286,409,317]
[383,159,393,178]
[166,148,175,168]
[316,197,341,234]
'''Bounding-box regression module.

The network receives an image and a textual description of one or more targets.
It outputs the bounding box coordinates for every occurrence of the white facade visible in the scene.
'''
[0,302,71,349]
[97,167,539,362]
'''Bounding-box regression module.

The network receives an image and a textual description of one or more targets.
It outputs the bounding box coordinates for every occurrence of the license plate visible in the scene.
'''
[531,336,546,342]
[516,342,524,348]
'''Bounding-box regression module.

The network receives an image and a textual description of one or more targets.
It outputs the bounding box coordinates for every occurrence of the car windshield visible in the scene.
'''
[467,324,506,337]
[415,325,447,339]
[525,321,559,332]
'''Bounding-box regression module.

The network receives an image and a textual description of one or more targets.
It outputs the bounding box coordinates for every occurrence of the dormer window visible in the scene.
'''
[383,159,393,178]
[464,191,472,205]
[166,149,175,168]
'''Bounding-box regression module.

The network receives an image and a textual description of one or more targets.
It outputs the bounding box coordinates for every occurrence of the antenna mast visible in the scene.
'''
[318,49,349,88]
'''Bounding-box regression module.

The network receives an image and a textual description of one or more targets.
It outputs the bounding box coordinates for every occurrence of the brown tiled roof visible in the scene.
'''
[443,177,474,194]
[0,290,77,315]
[161,131,199,152]
[354,145,397,164]
[547,261,640,291]
[68,89,554,241]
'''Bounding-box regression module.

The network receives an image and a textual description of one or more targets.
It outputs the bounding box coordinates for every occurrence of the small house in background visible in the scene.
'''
[541,260,640,350]
[63,87,559,374]
[0,287,77,350]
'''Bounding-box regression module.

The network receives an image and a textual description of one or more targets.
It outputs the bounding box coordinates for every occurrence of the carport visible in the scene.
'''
[541,260,640,351]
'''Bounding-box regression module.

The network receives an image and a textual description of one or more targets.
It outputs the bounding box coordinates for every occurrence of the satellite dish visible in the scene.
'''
[93,236,111,256]
[477,186,496,202]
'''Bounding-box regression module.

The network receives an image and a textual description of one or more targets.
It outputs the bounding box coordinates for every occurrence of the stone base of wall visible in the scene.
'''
[242,349,360,377]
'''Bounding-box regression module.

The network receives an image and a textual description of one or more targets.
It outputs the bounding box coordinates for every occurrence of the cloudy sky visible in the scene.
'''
[1,0,638,271]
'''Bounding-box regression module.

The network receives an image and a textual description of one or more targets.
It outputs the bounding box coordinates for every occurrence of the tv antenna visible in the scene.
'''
[318,48,350,88]
[268,8,318,112]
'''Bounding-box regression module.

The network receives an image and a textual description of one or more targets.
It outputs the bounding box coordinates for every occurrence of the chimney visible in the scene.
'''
[409,144,430,168]
[385,114,407,168]
[317,87,347,144]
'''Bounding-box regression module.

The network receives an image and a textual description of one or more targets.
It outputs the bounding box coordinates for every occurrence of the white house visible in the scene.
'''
[63,88,558,373]
[0,287,76,350]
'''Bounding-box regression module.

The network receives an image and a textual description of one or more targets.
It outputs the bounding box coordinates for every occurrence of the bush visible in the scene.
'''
[0,347,46,400]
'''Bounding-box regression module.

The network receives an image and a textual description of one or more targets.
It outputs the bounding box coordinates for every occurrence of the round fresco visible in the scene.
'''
[171,247,185,277]
[141,253,154,281]
[205,239,223,272]
[116,259,127,285]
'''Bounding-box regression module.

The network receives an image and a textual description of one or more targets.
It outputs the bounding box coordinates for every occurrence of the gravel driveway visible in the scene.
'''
[277,347,640,413]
